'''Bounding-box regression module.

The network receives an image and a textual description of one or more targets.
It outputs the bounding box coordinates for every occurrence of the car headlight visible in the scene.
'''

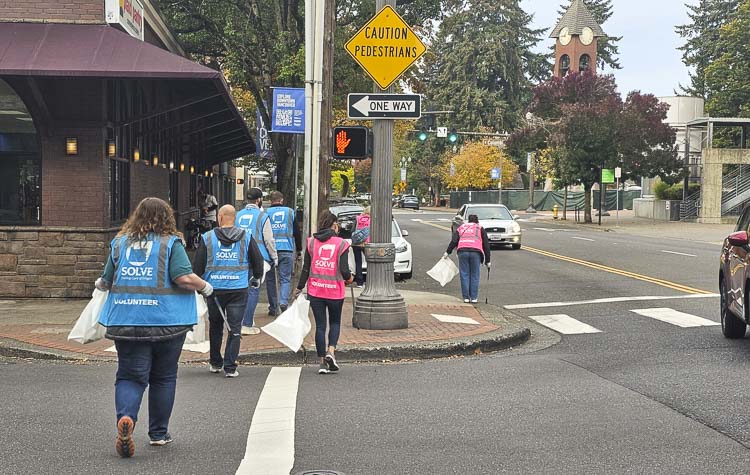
[511,222,521,233]
[395,242,407,253]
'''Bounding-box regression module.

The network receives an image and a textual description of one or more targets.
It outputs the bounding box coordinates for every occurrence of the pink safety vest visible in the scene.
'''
[307,236,350,299]
[457,222,484,258]
[356,214,371,244]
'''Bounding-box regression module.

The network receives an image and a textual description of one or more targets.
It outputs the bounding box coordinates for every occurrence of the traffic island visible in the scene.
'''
[0,291,531,364]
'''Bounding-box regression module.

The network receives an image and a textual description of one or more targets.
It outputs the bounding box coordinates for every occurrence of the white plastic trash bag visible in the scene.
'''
[261,260,271,284]
[261,295,312,352]
[427,256,459,287]
[185,292,208,345]
[68,289,108,344]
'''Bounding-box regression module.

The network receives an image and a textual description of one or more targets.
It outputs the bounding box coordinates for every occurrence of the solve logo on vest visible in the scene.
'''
[271,211,286,230]
[121,241,155,280]
[314,243,337,269]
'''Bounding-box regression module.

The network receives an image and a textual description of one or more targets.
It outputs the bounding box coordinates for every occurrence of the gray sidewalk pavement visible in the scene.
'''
[0,290,530,364]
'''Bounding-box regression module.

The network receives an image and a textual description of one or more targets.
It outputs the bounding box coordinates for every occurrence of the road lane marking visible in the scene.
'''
[661,250,697,257]
[571,236,595,242]
[432,314,480,325]
[528,314,601,334]
[533,227,556,231]
[420,221,453,232]
[522,245,713,295]
[504,293,720,310]
[410,218,423,222]
[630,308,720,328]
[437,218,451,222]
[236,367,301,475]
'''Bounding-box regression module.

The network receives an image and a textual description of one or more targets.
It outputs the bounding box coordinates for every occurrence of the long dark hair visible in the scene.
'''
[318,210,338,230]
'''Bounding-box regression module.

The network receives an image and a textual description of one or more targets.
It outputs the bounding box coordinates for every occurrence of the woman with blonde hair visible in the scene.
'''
[96,197,214,457]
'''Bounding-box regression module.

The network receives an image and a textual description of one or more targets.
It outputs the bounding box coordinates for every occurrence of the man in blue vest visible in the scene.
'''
[266,191,301,313]
[194,205,264,377]
[236,188,278,335]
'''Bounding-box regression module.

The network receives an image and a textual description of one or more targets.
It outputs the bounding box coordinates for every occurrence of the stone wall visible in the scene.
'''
[0,227,116,298]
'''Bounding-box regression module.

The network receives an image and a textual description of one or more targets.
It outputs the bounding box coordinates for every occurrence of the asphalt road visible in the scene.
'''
[3,209,750,474]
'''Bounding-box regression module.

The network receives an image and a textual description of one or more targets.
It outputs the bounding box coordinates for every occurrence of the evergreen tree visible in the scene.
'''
[557,0,622,70]
[676,0,742,97]
[704,0,750,117]
[424,0,548,134]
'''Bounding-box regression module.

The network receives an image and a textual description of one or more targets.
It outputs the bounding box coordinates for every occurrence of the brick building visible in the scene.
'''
[0,0,255,297]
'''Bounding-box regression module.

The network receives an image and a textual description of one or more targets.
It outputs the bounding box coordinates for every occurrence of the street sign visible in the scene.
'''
[615,167,622,179]
[601,168,615,184]
[490,168,501,180]
[437,127,448,138]
[400,168,407,182]
[344,5,427,90]
[348,94,421,119]
[332,126,369,159]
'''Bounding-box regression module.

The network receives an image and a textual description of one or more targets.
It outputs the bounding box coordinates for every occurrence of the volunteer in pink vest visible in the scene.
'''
[444,214,491,303]
[294,211,354,374]
[352,207,371,287]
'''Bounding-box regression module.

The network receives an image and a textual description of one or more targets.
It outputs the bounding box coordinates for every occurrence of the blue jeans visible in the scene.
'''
[114,334,186,441]
[266,251,294,307]
[242,261,273,326]
[458,250,482,301]
[208,291,247,373]
[353,246,365,285]
[309,296,344,358]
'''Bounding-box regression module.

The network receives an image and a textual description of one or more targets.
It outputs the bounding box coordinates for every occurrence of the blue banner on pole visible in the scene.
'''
[271,88,305,134]
[257,107,273,158]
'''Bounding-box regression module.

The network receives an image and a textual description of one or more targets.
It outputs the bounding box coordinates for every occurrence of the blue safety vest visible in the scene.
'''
[236,206,271,262]
[201,230,249,290]
[99,234,197,327]
[268,206,295,252]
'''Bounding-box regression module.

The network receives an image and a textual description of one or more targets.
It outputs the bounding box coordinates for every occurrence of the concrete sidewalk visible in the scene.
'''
[0,290,530,364]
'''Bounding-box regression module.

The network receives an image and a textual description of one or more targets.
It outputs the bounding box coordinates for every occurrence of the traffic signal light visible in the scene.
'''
[418,127,428,142]
[332,126,369,159]
[448,128,458,143]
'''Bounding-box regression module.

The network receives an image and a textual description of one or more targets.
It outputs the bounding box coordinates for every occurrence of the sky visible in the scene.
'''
[522,0,694,97]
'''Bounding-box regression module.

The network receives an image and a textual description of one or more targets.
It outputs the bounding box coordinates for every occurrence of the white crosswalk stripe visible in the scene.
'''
[630,308,720,328]
[528,314,602,334]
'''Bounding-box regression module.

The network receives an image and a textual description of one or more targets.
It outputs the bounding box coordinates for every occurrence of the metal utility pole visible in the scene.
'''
[526,151,536,213]
[353,0,408,330]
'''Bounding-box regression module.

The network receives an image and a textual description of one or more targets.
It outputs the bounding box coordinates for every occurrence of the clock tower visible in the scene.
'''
[550,0,605,77]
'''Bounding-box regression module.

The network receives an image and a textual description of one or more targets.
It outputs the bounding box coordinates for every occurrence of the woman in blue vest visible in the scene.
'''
[96,197,214,458]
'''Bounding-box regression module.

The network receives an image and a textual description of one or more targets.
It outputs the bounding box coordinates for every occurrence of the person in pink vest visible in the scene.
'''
[444,214,491,303]
[293,211,354,374]
[352,207,371,287]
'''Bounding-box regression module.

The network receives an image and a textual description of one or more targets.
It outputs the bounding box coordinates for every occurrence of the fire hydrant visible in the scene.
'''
[553,204,559,220]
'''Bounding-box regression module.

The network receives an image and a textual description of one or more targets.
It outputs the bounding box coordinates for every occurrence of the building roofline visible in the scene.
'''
[142,0,186,57]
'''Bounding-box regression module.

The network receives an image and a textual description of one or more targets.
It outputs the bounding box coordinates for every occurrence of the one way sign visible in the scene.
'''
[348,94,421,119]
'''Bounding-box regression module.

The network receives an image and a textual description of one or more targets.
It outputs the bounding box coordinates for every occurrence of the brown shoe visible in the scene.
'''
[116,416,135,458]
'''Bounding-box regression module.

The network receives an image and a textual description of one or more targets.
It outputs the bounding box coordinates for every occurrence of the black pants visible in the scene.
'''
[353,246,365,285]
[208,291,247,373]
[308,295,344,358]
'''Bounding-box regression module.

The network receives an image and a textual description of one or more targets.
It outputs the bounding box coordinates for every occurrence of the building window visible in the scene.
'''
[559,54,570,76]
[0,80,41,225]
[580,54,591,72]
[169,170,179,210]
[110,158,130,223]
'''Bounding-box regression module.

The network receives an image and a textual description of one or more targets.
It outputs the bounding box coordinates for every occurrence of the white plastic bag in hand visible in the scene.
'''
[261,295,312,352]
[185,292,208,345]
[68,289,108,344]
[261,261,271,284]
[426,256,459,287]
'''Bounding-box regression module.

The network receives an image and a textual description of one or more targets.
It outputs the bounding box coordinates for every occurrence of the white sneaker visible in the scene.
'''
[241,326,260,335]
[471,299,478,304]
[463,299,470,303]
[225,370,239,378]
[208,364,222,374]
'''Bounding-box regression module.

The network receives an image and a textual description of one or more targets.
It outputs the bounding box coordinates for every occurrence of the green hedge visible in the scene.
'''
[654,182,700,201]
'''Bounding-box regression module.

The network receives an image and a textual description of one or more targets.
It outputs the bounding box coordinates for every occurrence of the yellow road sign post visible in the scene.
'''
[344,5,427,90]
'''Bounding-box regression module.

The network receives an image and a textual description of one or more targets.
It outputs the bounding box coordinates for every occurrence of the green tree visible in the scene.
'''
[557,0,622,70]
[705,0,750,117]
[676,0,742,97]
[424,0,549,134]
[511,72,679,223]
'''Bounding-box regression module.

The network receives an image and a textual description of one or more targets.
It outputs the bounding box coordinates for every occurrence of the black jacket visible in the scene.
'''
[446,225,491,264]
[193,226,265,292]
[297,228,352,290]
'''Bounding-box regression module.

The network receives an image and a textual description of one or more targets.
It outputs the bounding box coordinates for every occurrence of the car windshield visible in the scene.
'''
[468,206,512,220]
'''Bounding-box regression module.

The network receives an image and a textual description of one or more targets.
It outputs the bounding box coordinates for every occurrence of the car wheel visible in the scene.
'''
[511,244,521,250]
[720,276,746,339]
[401,272,412,280]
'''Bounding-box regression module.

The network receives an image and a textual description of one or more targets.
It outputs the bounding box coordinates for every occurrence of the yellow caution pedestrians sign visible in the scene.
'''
[344,5,427,90]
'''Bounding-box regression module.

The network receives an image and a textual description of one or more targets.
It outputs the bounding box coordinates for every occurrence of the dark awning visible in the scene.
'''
[0,23,254,162]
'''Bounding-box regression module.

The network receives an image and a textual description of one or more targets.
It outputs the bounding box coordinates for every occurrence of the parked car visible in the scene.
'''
[328,203,413,279]
[452,204,522,249]
[719,207,750,338]
[398,195,420,210]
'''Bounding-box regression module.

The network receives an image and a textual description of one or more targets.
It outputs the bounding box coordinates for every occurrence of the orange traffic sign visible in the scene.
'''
[344,5,427,90]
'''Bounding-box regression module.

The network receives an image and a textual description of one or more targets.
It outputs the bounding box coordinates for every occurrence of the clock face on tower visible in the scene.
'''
[559,27,571,46]
[580,27,594,46]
